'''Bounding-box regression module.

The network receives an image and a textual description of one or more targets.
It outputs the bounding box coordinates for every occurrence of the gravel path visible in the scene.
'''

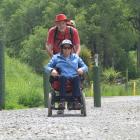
[0,96,140,140]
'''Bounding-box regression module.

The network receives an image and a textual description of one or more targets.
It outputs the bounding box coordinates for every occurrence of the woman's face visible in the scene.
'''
[62,44,72,57]
[56,21,67,32]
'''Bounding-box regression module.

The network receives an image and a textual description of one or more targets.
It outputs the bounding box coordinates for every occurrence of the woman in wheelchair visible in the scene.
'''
[44,39,88,110]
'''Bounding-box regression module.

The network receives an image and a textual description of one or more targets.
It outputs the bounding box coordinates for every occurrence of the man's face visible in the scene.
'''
[56,21,67,32]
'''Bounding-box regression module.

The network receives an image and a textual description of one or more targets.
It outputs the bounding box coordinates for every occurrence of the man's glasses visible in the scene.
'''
[63,47,72,50]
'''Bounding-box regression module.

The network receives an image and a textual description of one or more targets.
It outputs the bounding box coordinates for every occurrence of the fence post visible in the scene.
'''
[0,41,5,110]
[133,81,136,96]
[43,69,50,108]
[93,54,101,107]
[125,68,128,93]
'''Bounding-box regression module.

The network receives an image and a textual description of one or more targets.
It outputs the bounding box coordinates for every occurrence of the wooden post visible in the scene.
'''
[0,41,5,110]
[43,68,51,108]
[93,54,101,107]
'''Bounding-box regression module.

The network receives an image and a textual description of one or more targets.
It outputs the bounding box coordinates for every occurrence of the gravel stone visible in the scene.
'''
[0,96,140,140]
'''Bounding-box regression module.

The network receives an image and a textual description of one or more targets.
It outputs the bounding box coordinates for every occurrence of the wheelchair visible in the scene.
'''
[47,76,87,117]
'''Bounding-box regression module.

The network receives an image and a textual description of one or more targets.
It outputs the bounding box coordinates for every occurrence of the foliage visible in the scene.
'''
[79,45,93,82]
[0,0,140,78]
[20,26,49,72]
[102,67,121,84]
[84,81,140,97]
[18,90,43,107]
[80,45,92,69]
[5,54,44,109]
[101,83,130,96]
[127,51,138,79]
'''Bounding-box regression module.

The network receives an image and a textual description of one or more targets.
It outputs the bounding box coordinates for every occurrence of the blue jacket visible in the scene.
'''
[44,53,88,78]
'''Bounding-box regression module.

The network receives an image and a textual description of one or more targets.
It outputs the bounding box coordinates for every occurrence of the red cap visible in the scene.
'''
[55,14,68,22]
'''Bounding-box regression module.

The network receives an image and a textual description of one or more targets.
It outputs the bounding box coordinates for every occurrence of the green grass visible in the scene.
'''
[84,81,140,97]
[5,54,44,109]
[101,83,130,96]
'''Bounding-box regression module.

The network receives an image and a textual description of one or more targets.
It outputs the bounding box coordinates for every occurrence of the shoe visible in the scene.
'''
[67,102,73,110]
[58,100,65,110]
[74,99,81,110]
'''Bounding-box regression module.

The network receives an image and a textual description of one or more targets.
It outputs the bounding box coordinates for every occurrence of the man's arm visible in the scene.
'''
[45,43,53,57]
[45,27,54,57]
[72,27,81,55]
[74,44,81,55]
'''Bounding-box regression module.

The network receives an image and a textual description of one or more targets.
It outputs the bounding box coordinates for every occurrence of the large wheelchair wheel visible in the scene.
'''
[80,92,87,116]
[48,92,52,117]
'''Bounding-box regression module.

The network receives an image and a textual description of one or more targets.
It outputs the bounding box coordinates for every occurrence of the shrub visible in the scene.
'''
[80,45,93,82]
[102,67,121,84]
[20,26,49,73]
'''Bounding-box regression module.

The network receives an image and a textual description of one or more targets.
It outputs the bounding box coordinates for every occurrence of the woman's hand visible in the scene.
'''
[51,69,59,77]
[77,68,84,75]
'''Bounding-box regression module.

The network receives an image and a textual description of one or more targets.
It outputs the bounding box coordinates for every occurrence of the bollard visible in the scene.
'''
[93,54,101,107]
[90,81,93,96]
[133,81,136,96]
[0,41,5,110]
[43,69,50,108]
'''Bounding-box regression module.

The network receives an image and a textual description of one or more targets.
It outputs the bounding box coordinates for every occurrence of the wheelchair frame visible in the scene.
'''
[47,82,87,117]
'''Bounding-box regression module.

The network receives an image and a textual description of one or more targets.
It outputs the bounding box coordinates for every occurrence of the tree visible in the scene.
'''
[20,26,48,73]
[4,0,48,57]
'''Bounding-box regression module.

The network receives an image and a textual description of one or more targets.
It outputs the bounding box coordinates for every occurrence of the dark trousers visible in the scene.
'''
[59,76,81,100]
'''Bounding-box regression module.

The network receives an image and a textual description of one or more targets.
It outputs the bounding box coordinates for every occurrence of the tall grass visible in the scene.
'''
[101,83,130,96]
[83,81,140,97]
[5,54,44,109]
